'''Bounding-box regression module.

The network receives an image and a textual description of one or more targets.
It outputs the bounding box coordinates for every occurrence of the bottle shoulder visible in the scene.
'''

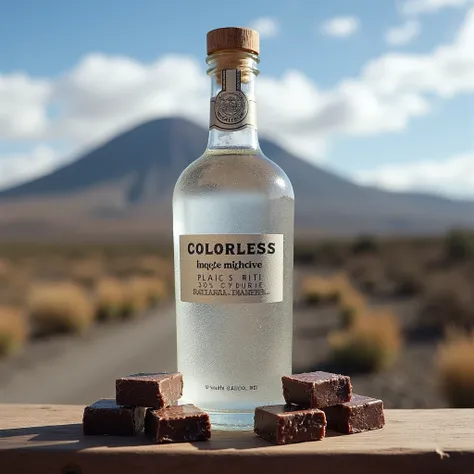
[174,149,294,200]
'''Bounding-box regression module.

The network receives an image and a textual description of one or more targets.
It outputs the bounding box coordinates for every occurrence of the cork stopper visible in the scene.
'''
[207,27,259,56]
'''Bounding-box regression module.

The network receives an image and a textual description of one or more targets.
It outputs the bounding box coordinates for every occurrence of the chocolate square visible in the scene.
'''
[282,371,352,408]
[83,398,145,436]
[145,404,211,443]
[323,394,385,434]
[254,405,326,445]
[116,372,183,408]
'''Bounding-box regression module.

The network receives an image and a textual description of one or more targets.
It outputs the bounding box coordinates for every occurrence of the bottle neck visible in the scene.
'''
[206,51,260,152]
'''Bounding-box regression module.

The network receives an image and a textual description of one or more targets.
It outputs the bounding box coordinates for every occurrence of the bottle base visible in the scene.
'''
[207,409,254,431]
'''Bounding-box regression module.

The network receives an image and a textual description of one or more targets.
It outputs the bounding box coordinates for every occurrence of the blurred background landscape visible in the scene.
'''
[0,0,473,409]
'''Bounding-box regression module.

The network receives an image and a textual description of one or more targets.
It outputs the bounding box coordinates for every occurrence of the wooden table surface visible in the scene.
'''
[0,405,473,474]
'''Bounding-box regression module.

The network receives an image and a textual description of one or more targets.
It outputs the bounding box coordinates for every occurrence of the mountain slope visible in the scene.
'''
[0,117,473,237]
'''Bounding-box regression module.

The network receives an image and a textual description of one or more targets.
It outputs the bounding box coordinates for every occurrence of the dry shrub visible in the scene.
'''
[329,309,402,373]
[386,262,425,297]
[437,332,474,408]
[109,258,145,279]
[300,275,341,305]
[28,282,95,336]
[138,255,174,280]
[122,277,166,317]
[445,229,474,262]
[0,307,28,357]
[347,257,386,295]
[310,241,349,267]
[95,278,127,321]
[0,270,29,306]
[70,259,104,288]
[331,272,352,292]
[29,256,71,281]
[0,258,10,281]
[351,235,379,255]
[418,275,474,332]
[142,277,167,305]
[137,255,162,275]
[338,287,367,328]
[139,257,173,298]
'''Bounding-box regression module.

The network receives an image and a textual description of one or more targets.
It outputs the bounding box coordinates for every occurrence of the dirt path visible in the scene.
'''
[0,306,177,405]
[0,293,446,408]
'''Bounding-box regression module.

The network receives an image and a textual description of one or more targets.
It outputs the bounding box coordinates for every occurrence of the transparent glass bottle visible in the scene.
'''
[173,30,294,430]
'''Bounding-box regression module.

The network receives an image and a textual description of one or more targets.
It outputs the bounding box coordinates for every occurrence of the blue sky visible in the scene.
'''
[0,0,473,197]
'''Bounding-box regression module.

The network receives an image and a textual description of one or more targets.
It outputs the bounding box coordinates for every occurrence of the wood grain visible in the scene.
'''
[0,405,473,474]
[207,27,259,55]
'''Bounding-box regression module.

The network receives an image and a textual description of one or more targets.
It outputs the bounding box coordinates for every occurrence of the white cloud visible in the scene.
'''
[51,53,208,145]
[0,74,50,139]
[362,10,474,98]
[249,17,279,38]
[257,8,473,147]
[0,9,473,189]
[320,16,360,38]
[0,145,65,190]
[386,20,421,45]
[400,0,472,15]
[354,152,474,197]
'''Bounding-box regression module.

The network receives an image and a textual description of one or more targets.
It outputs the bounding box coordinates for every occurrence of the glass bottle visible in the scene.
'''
[173,27,294,430]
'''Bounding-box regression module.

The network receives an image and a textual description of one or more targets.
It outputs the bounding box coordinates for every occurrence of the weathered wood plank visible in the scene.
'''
[0,405,473,474]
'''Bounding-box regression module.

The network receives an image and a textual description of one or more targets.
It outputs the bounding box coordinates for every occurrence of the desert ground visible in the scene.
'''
[0,234,473,408]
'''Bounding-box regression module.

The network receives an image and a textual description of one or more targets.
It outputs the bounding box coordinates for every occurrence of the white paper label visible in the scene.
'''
[179,234,283,304]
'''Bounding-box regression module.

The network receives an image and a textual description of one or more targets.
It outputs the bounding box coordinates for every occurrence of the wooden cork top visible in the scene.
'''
[207,27,260,56]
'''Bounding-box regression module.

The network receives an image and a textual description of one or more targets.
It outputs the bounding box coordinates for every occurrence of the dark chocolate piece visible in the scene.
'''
[83,398,145,436]
[254,405,326,445]
[323,394,385,434]
[116,372,183,408]
[145,404,211,443]
[282,371,352,408]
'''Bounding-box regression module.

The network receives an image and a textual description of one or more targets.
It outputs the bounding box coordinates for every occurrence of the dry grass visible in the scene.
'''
[351,235,379,254]
[108,257,147,279]
[95,278,127,321]
[0,307,28,357]
[331,272,352,292]
[0,270,29,306]
[347,256,386,295]
[437,332,474,408]
[445,230,474,261]
[302,272,367,327]
[387,262,425,297]
[0,258,10,281]
[338,287,367,328]
[28,282,95,336]
[0,243,175,348]
[418,275,474,332]
[329,309,402,373]
[300,273,350,305]
[301,276,337,304]
[70,259,104,288]
[300,273,368,329]
[137,255,174,281]
[142,277,167,305]
[122,277,167,318]
[96,276,167,321]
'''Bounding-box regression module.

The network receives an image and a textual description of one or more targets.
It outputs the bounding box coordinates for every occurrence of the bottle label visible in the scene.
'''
[209,69,257,131]
[179,234,283,304]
